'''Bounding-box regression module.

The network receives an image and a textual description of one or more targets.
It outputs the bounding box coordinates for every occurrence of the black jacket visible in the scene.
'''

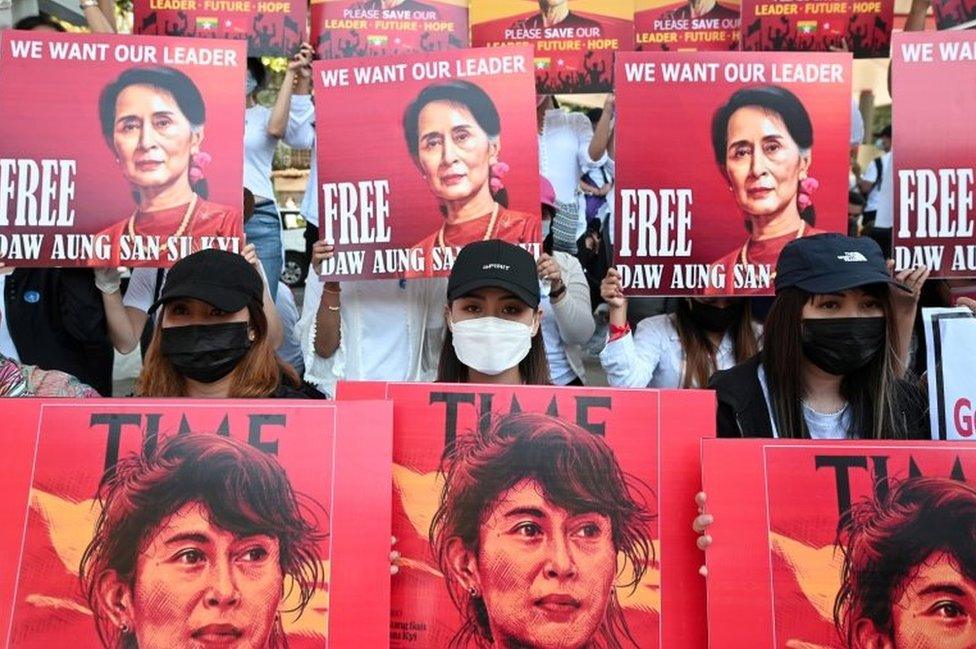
[4,269,113,396]
[708,356,930,439]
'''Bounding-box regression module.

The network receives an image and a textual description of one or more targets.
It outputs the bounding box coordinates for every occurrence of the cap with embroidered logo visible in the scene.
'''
[775,233,909,294]
[448,239,540,309]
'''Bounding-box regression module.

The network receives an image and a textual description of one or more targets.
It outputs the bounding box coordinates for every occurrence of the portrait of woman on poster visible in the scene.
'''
[402,80,537,260]
[706,85,825,296]
[95,66,242,266]
[80,433,323,649]
[431,412,654,649]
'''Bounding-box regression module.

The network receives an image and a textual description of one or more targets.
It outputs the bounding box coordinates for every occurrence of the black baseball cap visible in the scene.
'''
[448,239,540,309]
[149,248,263,314]
[775,233,908,294]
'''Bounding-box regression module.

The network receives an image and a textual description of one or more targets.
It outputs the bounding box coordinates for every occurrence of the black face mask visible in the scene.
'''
[160,322,252,384]
[801,317,885,376]
[688,300,744,333]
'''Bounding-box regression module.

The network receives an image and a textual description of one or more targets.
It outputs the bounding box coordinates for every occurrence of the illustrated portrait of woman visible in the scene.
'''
[706,85,825,296]
[79,433,323,649]
[402,80,537,259]
[95,66,243,266]
[431,412,654,649]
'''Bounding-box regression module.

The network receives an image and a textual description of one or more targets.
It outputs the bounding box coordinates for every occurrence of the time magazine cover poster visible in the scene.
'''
[0,399,393,648]
[703,438,976,648]
[0,32,245,268]
[338,381,714,648]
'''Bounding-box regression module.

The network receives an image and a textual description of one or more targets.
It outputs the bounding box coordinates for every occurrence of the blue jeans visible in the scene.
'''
[246,201,283,301]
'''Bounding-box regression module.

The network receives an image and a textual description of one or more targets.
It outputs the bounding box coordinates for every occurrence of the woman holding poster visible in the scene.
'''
[95,66,241,265]
[403,80,537,256]
[431,412,653,649]
[706,85,824,295]
[80,433,323,649]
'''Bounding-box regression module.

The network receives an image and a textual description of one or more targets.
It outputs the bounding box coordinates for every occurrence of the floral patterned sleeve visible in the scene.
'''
[26,365,101,398]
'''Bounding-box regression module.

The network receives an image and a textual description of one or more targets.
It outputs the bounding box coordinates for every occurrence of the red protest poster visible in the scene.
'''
[892,31,976,279]
[613,52,850,296]
[133,0,306,56]
[931,0,976,29]
[703,439,976,648]
[311,0,469,59]
[312,46,541,281]
[635,0,740,52]
[470,0,634,94]
[0,399,393,648]
[337,381,714,649]
[0,32,245,268]
[740,0,893,58]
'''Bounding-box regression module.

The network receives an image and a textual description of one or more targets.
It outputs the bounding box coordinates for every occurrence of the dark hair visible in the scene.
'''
[835,477,976,646]
[98,66,208,199]
[761,285,907,439]
[14,13,65,31]
[80,433,324,649]
[675,299,759,389]
[848,190,866,208]
[711,85,813,166]
[246,57,268,92]
[430,413,654,649]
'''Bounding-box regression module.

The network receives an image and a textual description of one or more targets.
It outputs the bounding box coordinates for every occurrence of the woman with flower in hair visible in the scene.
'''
[94,66,242,266]
[403,80,537,262]
[431,412,654,648]
[706,85,825,296]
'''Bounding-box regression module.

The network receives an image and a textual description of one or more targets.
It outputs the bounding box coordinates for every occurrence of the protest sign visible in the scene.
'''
[0,399,393,648]
[923,307,976,439]
[338,381,714,649]
[931,0,976,30]
[893,31,976,277]
[311,0,468,59]
[613,51,850,296]
[134,0,305,56]
[0,32,245,268]
[703,438,976,648]
[635,0,740,52]
[739,0,893,58]
[312,46,540,280]
[470,0,634,94]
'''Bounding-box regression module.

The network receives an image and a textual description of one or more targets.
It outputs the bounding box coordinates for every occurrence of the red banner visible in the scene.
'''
[312,46,540,281]
[740,0,893,58]
[892,31,976,279]
[0,32,245,268]
[133,0,306,56]
[703,439,976,648]
[337,381,714,649]
[0,399,393,648]
[613,51,850,296]
[635,0,740,52]
[470,0,634,94]
[931,0,976,29]
[311,0,469,59]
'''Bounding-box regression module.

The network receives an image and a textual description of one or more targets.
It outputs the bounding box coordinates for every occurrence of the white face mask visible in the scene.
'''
[541,219,552,238]
[450,316,535,376]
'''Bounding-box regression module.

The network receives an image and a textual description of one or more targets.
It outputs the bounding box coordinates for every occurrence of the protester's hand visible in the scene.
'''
[600,268,626,311]
[242,243,261,273]
[537,253,563,292]
[288,43,313,74]
[957,297,976,314]
[93,267,123,295]
[888,261,929,312]
[603,93,615,117]
[693,491,713,577]
[311,240,341,294]
[390,535,401,576]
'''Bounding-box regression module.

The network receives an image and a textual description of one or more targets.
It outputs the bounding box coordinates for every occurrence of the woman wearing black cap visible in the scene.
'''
[137,248,309,398]
[438,240,550,385]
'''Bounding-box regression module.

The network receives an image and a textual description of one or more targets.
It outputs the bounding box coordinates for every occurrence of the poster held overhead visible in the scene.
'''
[635,0,740,52]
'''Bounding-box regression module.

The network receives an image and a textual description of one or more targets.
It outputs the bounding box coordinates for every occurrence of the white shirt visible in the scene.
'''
[123,267,163,315]
[601,313,757,389]
[244,95,315,201]
[758,365,852,439]
[297,275,447,397]
[539,109,606,210]
[301,142,319,226]
[0,273,19,361]
[275,282,304,375]
[861,151,893,229]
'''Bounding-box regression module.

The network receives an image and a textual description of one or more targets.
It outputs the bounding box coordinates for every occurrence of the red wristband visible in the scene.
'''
[608,322,631,342]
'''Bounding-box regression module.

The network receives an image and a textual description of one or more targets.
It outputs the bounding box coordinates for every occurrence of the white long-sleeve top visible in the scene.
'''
[540,251,595,384]
[244,94,315,201]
